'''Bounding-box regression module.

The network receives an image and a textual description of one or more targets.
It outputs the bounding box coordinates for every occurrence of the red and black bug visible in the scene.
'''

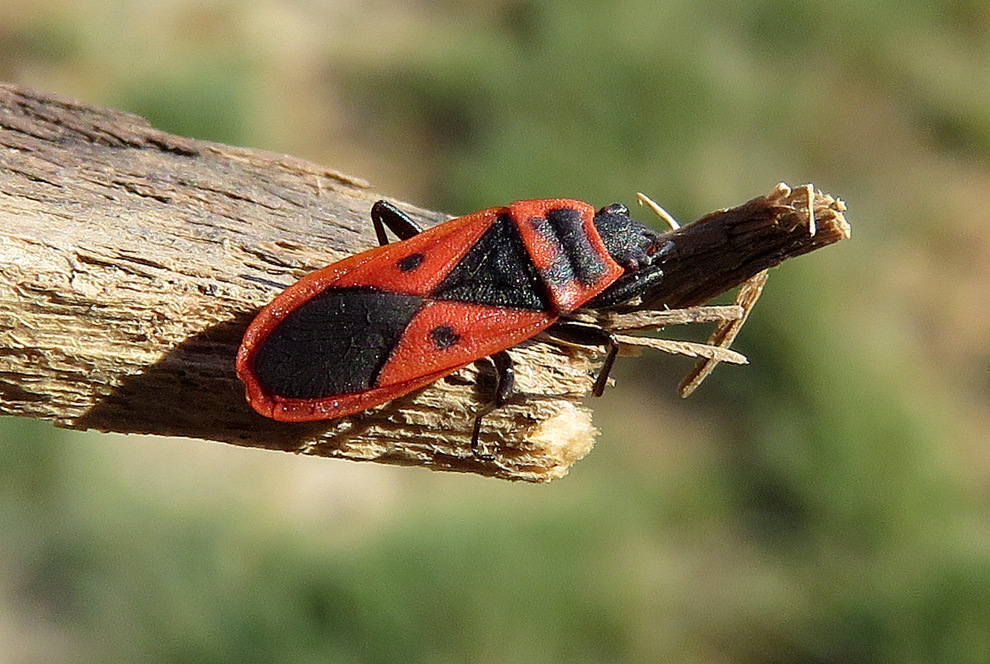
[236,198,671,446]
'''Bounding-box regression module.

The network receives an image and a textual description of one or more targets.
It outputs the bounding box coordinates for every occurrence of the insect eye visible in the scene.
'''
[597,203,629,217]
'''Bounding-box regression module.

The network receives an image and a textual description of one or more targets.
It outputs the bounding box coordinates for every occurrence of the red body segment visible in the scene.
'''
[376,301,553,386]
[508,199,623,311]
[330,207,498,295]
[237,199,632,423]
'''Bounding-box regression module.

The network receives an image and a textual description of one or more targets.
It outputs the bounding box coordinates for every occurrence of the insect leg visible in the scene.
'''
[584,264,665,309]
[545,321,620,397]
[370,200,424,246]
[471,350,515,457]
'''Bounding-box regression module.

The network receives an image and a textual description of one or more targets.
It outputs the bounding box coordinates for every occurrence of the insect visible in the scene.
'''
[237,198,673,448]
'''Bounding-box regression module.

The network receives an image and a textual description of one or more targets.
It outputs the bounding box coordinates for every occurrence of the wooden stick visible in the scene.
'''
[0,83,849,482]
[679,270,768,397]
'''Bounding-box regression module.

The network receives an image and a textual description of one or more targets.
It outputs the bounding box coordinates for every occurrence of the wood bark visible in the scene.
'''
[0,83,849,481]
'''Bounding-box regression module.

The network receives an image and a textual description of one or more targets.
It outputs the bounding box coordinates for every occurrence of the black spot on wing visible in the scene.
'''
[250,287,423,399]
[429,324,461,350]
[433,213,551,311]
[397,252,425,272]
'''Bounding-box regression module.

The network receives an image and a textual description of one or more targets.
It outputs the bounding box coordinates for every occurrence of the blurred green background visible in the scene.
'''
[2,1,989,662]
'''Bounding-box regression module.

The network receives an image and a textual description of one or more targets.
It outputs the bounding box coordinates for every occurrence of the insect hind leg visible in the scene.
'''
[545,321,620,397]
[471,350,515,459]
[371,200,423,246]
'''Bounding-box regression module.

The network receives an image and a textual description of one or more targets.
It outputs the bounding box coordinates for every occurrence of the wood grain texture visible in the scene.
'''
[0,83,849,482]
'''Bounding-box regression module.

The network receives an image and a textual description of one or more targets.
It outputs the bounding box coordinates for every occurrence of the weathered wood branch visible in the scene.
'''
[0,83,849,481]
